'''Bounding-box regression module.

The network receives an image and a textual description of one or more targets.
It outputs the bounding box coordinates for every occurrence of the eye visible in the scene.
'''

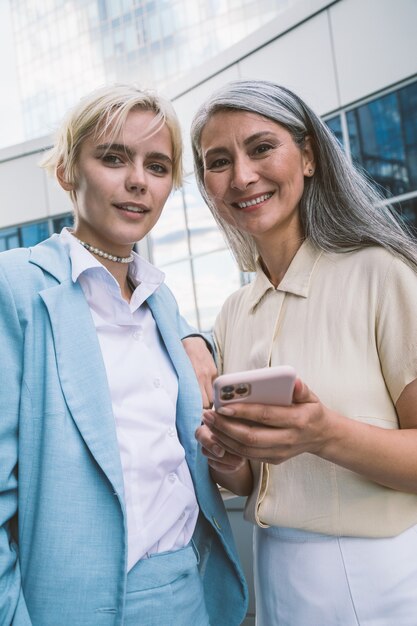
[101,153,124,165]
[207,157,230,171]
[253,143,274,156]
[148,162,170,175]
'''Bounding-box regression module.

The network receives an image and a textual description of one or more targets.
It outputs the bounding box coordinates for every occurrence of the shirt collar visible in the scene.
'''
[247,239,323,311]
[59,227,165,303]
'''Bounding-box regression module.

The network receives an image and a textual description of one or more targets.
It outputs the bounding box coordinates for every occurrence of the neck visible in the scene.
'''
[256,233,304,287]
[71,231,134,301]
[110,263,133,302]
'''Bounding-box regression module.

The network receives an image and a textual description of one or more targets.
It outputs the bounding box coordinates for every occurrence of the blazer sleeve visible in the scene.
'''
[0,265,32,625]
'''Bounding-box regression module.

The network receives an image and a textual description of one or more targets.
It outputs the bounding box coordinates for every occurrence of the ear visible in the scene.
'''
[56,163,75,192]
[302,135,316,177]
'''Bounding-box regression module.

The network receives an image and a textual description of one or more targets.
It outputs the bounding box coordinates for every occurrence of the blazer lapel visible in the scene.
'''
[147,291,200,471]
[40,282,125,499]
[30,237,125,499]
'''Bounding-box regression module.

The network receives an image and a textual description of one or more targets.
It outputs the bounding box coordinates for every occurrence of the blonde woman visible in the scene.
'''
[0,84,247,626]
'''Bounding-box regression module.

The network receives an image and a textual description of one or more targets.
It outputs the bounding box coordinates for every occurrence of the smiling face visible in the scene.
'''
[58,109,174,256]
[200,110,314,249]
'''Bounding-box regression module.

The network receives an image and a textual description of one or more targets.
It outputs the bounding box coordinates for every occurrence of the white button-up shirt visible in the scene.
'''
[59,229,199,570]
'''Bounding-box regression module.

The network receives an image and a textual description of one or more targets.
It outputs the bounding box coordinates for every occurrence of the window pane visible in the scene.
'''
[150,189,189,265]
[161,260,198,329]
[0,227,19,252]
[183,176,225,256]
[399,82,417,190]
[52,213,74,233]
[20,221,49,247]
[346,81,417,197]
[193,249,242,331]
[326,115,344,148]
[393,196,417,237]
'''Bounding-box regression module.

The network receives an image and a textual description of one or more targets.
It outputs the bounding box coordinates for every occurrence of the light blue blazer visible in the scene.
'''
[0,235,248,626]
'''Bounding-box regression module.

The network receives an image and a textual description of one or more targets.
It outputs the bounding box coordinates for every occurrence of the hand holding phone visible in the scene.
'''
[213,365,296,411]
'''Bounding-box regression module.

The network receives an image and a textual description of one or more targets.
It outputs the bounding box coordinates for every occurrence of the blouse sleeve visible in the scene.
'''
[376,256,417,404]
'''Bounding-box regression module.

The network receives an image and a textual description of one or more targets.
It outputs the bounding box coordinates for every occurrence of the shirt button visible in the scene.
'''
[179,512,185,520]
[168,473,176,483]
[153,378,161,388]
[167,427,176,438]
[132,329,142,340]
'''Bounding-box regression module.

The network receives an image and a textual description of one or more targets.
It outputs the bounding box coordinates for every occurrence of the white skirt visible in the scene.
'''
[254,523,417,626]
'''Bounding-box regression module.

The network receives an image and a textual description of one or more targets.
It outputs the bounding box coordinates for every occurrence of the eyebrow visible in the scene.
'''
[96,143,135,159]
[203,131,277,160]
[95,143,172,164]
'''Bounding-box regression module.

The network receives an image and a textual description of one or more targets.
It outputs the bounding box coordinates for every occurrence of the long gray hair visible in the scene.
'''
[191,79,417,271]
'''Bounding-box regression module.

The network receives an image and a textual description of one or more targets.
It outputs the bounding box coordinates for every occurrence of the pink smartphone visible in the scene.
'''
[213,365,296,410]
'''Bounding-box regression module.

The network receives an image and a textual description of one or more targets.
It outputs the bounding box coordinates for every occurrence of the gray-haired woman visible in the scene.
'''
[193,79,417,625]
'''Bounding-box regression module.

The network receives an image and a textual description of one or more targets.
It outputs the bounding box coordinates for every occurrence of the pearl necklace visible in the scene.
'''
[75,238,134,264]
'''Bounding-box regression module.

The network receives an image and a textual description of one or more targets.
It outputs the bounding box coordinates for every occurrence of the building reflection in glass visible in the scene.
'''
[346,81,417,197]
[10,0,290,144]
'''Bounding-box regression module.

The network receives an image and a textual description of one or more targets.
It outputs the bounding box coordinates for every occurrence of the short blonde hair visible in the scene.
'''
[41,83,183,199]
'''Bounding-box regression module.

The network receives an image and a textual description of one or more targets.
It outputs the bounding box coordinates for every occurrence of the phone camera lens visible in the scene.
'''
[221,385,234,393]
[221,392,235,401]
[235,384,248,395]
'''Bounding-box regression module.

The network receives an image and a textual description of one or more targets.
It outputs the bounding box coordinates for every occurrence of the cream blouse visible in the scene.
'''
[214,240,417,537]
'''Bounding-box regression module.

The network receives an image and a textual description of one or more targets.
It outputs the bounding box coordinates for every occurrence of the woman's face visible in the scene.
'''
[60,109,174,255]
[200,110,314,246]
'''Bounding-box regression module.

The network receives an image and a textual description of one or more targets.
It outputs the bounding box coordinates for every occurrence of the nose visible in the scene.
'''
[231,156,259,190]
[125,161,147,193]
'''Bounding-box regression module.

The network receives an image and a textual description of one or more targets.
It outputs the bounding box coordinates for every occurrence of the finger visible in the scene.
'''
[207,458,247,474]
[195,424,226,458]
[195,423,215,446]
[292,377,316,404]
[203,417,280,455]
[202,409,304,459]
[200,384,211,409]
[212,403,296,429]
[207,428,298,464]
[202,379,214,407]
[200,445,247,472]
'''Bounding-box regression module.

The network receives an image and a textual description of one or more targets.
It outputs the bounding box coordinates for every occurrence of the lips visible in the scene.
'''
[232,192,273,209]
[114,203,150,214]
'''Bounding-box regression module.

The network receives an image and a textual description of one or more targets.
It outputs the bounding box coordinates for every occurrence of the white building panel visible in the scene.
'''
[174,65,241,175]
[238,10,340,115]
[44,173,73,217]
[330,0,417,106]
[0,153,47,228]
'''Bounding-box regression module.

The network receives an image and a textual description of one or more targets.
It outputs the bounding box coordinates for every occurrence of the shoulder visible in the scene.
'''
[322,246,416,283]
[0,235,69,294]
[154,282,179,308]
[0,248,33,293]
[0,246,30,270]
[324,245,395,268]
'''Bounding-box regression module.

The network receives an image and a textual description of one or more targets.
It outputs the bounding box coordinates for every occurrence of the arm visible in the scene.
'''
[181,332,217,409]
[0,266,31,624]
[192,302,254,494]
[201,377,417,494]
[195,421,253,496]
[200,253,417,495]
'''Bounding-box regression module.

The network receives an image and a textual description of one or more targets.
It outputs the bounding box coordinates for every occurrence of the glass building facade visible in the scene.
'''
[10,0,289,143]
[325,78,417,235]
[1,1,417,332]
